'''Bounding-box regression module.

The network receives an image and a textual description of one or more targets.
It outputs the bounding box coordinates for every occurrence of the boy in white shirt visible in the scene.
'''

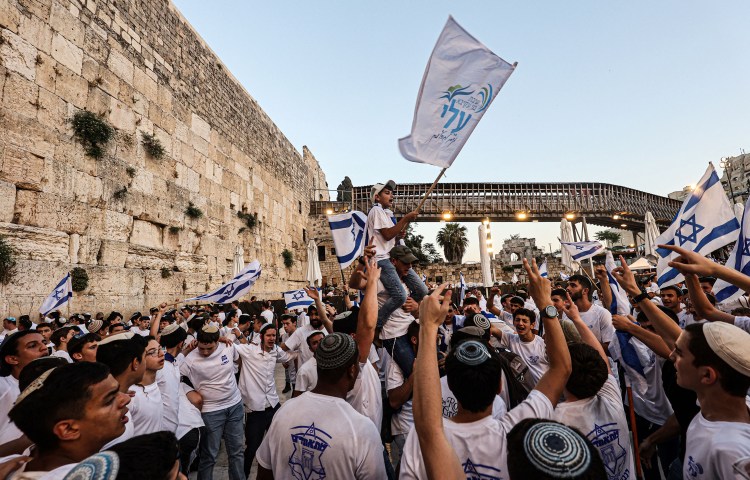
[490,307,549,385]
[256,332,386,479]
[366,180,426,328]
[180,325,244,480]
[130,337,164,436]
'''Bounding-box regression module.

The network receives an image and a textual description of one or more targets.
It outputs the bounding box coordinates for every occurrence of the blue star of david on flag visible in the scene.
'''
[40,273,73,316]
[714,195,750,303]
[741,239,750,257]
[675,214,704,245]
[292,291,305,301]
[284,288,317,311]
[559,240,605,262]
[184,261,262,304]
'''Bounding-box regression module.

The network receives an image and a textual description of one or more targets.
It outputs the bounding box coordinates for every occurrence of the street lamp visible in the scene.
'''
[516,211,528,220]
[565,212,576,221]
[325,208,333,215]
[442,211,453,221]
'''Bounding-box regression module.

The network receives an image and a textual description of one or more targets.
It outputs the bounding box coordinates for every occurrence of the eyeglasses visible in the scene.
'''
[145,348,162,357]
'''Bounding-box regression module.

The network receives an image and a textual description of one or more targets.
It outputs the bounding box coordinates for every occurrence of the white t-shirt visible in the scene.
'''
[0,375,21,444]
[156,360,180,433]
[0,455,74,479]
[684,410,750,479]
[377,280,415,340]
[366,203,397,261]
[176,382,204,440]
[130,381,163,436]
[256,392,386,479]
[499,334,549,385]
[385,352,413,436]
[260,310,274,323]
[235,343,291,412]
[293,358,382,429]
[283,324,327,366]
[553,375,635,480]
[735,316,750,334]
[609,337,673,425]
[179,344,241,413]
[400,390,554,479]
[566,304,616,346]
[50,350,72,363]
[440,375,506,420]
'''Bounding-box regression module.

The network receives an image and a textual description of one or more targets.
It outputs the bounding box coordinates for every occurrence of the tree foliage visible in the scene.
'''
[336,176,353,202]
[404,224,443,266]
[594,230,622,245]
[436,223,469,264]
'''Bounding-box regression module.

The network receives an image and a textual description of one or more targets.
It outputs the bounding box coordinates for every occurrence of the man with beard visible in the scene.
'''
[280,297,329,366]
[564,274,615,352]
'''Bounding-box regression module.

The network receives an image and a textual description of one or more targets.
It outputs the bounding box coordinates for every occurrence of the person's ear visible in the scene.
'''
[700,365,720,387]
[53,419,81,442]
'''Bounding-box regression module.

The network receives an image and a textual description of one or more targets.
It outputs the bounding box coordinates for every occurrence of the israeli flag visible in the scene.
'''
[284,289,315,311]
[605,251,631,315]
[560,272,570,281]
[398,16,516,168]
[560,240,605,262]
[459,271,466,304]
[539,259,548,278]
[184,261,261,304]
[40,273,73,315]
[328,211,367,270]
[656,163,740,287]
[713,195,750,303]
[421,273,428,284]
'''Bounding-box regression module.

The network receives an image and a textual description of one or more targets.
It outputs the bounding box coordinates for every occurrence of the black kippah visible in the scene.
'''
[315,333,356,370]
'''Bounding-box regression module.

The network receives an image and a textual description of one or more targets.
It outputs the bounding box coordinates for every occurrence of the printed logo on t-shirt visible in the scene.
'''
[442,396,458,418]
[528,355,540,365]
[289,423,331,480]
[686,456,704,477]
[462,458,502,480]
[587,423,628,479]
[220,354,229,365]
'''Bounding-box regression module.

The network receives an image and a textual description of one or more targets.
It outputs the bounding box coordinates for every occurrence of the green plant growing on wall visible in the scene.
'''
[0,235,16,285]
[71,110,113,159]
[185,202,203,219]
[237,211,259,230]
[161,267,172,278]
[141,132,165,159]
[71,267,88,292]
[168,226,182,234]
[126,166,136,178]
[113,186,128,200]
[282,249,294,268]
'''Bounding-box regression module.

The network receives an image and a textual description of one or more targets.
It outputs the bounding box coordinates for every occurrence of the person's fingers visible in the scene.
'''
[433,283,449,298]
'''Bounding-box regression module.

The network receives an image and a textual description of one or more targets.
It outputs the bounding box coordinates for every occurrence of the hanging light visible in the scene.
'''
[482,218,490,225]
[612,214,620,220]
[516,212,528,220]
[442,211,453,220]
[620,223,627,228]
[565,212,576,221]
[325,208,333,215]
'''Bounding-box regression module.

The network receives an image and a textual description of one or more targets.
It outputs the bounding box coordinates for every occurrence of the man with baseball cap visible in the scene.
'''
[671,321,750,478]
[0,317,17,343]
[366,180,427,330]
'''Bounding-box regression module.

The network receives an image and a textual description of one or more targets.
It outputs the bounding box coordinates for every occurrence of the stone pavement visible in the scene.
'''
[188,363,292,480]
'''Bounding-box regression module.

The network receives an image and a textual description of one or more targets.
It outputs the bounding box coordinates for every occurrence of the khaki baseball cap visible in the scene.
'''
[371,180,396,202]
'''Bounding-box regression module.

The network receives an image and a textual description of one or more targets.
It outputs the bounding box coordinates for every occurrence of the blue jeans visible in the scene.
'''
[376,259,428,328]
[382,335,415,380]
[198,401,245,480]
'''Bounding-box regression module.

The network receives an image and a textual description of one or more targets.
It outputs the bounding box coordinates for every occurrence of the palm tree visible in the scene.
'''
[594,230,622,248]
[436,223,469,263]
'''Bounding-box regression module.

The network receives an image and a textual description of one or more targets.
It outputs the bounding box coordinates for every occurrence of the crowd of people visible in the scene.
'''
[0,180,749,479]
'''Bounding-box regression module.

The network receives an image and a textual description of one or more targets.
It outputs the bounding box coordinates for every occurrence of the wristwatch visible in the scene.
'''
[632,291,649,304]
[540,305,559,319]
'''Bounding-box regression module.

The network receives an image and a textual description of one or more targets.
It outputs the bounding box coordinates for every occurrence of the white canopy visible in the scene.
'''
[629,257,655,271]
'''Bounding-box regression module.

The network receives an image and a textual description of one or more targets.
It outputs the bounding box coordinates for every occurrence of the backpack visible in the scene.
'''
[496,347,534,409]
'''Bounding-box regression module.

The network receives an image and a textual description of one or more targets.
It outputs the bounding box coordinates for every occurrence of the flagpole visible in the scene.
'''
[415,167,447,213]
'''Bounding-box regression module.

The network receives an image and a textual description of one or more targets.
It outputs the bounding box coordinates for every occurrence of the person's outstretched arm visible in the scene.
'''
[355,257,380,364]
[523,259,572,406]
[659,243,750,293]
[304,286,332,333]
[683,272,736,324]
[612,256,682,350]
[611,314,672,360]
[594,265,613,311]
[561,292,611,373]
[414,284,464,480]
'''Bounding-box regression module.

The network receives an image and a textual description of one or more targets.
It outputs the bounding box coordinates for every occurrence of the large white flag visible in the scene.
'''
[284,289,315,311]
[605,251,631,315]
[328,211,367,269]
[713,195,750,303]
[560,240,605,263]
[184,261,261,304]
[398,16,516,168]
[656,163,739,287]
[40,273,73,315]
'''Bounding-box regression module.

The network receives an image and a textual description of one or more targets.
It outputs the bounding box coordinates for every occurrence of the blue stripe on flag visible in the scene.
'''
[572,246,601,260]
[693,218,741,252]
[683,171,720,212]
[333,214,366,265]
[657,266,681,286]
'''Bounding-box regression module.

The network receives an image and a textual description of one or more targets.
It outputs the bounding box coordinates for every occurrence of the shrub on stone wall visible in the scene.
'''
[237,211,258,230]
[141,132,165,159]
[0,235,16,285]
[161,267,172,278]
[71,267,89,292]
[185,202,203,219]
[71,110,113,159]
[282,249,294,268]
[168,226,182,234]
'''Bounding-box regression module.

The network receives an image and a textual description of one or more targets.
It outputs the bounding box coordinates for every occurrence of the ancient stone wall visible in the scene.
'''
[0,0,329,316]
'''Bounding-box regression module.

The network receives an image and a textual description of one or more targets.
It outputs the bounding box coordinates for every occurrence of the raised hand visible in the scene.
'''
[658,244,718,277]
[561,291,580,320]
[418,283,452,329]
[361,256,381,283]
[363,238,376,259]
[612,314,635,332]
[522,258,552,308]
[303,286,320,301]
[611,255,641,296]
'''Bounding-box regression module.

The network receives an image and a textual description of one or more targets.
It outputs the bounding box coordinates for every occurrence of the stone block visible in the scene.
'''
[0,145,46,190]
[85,266,146,297]
[107,48,133,84]
[0,28,37,81]
[0,0,21,32]
[191,113,210,141]
[103,209,133,242]
[18,12,53,54]
[129,219,162,248]
[96,240,128,267]
[0,221,69,262]
[108,97,134,130]
[50,0,84,45]
[2,71,39,119]
[36,86,67,132]
[124,244,173,270]
[0,180,15,222]
[53,63,87,108]
[51,31,83,74]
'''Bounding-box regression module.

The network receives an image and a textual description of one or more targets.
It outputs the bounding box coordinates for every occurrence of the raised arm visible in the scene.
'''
[611,314,672,360]
[379,211,418,241]
[561,292,611,373]
[523,259,572,406]
[355,258,381,364]
[348,240,375,290]
[660,243,750,293]
[594,265,613,311]
[150,302,168,338]
[612,256,682,350]
[683,272,735,324]
[413,284,463,480]
[487,286,503,317]
[304,286,332,333]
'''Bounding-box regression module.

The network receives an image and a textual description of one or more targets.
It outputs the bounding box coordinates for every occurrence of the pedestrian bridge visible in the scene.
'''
[310,182,681,230]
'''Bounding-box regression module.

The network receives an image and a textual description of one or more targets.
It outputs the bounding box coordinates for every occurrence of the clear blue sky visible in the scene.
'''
[173,0,750,261]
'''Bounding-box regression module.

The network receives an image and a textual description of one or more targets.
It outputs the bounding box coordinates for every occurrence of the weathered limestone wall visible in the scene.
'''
[0,0,329,316]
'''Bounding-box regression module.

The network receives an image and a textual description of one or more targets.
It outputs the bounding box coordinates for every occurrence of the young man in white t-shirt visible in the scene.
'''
[280,299,329,366]
[180,325,245,480]
[256,332,386,479]
[366,180,426,328]
[490,307,549,386]
[565,274,616,351]
[235,322,292,477]
[400,258,572,479]
[553,296,636,480]
[130,337,164,436]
